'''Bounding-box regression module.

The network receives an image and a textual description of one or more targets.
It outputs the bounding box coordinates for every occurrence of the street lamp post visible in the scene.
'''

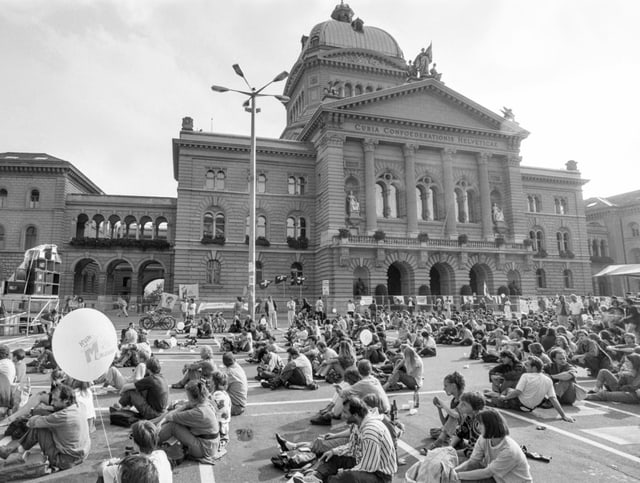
[211,65,289,322]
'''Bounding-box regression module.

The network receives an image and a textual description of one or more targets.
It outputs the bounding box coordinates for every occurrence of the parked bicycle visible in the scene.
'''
[139,309,176,331]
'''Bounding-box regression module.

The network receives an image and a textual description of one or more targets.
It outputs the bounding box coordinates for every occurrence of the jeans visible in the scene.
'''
[158,421,218,463]
[328,470,392,483]
[20,427,83,470]
[315,455,356,482]
[119,390,162,420]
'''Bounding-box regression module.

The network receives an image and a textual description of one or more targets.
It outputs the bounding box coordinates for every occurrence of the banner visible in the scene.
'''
[416,295,427,305]
[360,296,373,306]
[198,302,236,313]
[160,293,178,310]
[179,284,199,300]
[393,296,405,305]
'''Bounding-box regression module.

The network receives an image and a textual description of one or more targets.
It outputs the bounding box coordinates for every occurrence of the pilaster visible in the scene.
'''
[504,154,527,242]
[441,148,457,238]
[477,152,493,240]
[363,139,378,234]
[403,144,418,236]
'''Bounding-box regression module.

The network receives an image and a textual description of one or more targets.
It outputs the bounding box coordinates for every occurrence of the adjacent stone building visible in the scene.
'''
[1,4,592,310]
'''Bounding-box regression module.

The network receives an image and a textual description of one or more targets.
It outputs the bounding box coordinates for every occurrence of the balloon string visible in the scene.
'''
[93,386,113,460]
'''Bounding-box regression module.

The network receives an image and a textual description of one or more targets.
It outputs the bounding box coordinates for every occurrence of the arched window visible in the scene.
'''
[556,231,570,252]
[0,225,4,249]
[536,268,546,288]
[455,181,476,223]
[140,217,153,240]
[214,170,225,190]
[257,174,267,193]
[376,175,399,219]
[287,176,296,195]
[355,84,362,95]
[29,189,40,209]
[286,216,307,239]
[205,170,215,189]
[591,239,600,257]
[206,260,221,284]
[344,83,352,97]
[554,197,568,214]
[0,189,6,208]
[25,226,37,249]
[630,223,640,237]
[600,239,607,257]
[257,215,267,238]
[416,178,437,221]
[203,212,225,238]
[365,85,373,93]
[155,218,168,239]
[124,216,138,239]
[529,229,544,252]
[563,269,573,288]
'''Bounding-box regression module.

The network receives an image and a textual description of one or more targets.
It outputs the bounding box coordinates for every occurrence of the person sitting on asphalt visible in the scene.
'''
[255,347,284,383]
[486,350,525,396]
[157,380,221,464]
[99,420,172,483]
[221,352,248,416]
[311,369,362,426]
[97,351,149,393]
[453,408,532,482]
[210,371,231,453]
[571,329,612,377]
[1,369,65,425]
[171,345,217,389]
[544,348,581,405]
[586,353,640,404]
[485,355,575,422]
[447,391,486,459]
[382,344,423,392]
[425,371,465,452]
[262,346,316,390]
[112,357,169,420]
[0,383,90,471]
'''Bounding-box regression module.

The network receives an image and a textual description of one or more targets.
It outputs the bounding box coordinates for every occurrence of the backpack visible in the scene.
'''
[271,449,316,472]
[404,446,458,483]
[109,408,141,428]
[161,438,186,468]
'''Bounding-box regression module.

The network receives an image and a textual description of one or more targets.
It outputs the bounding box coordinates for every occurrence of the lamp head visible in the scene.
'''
[211,85,229,93]
[272,71,289,82]
[232,64,245,78]
[275,95,290,103]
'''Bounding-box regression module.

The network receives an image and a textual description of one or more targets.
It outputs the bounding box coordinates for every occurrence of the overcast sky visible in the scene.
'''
[2,0,638,199]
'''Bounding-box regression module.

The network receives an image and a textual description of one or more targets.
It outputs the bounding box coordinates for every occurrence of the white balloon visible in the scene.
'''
[360,329,373,346]
[176,321,185,331]
[52,308,118,382]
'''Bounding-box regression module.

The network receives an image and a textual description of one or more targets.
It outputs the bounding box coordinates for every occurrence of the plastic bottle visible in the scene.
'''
[390,399,398,421]
[413,388,420,408]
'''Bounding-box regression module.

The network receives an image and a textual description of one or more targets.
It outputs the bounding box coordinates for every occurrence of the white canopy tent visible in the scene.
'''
[593,264,640,278]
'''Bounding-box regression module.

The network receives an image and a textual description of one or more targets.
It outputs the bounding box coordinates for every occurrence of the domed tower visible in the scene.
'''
[281,2,408,140]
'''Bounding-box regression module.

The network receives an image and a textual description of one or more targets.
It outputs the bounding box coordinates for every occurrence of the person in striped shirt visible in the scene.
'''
[323,396,397,483]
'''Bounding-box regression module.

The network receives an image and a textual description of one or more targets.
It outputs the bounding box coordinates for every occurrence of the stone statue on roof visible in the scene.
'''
[331,1,354,22]
[501,107,515,121]
[414,43,433,78]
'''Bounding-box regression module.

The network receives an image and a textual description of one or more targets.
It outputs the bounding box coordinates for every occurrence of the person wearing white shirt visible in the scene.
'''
[0,345,16,384]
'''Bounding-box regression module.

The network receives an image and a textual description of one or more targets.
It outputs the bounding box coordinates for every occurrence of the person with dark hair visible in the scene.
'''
[571,329,612,377]
[0,384,90,470]
[118,454,159,483]
[453,408,532,481]
[426,371,466,452]
[544,348,580,405]
[99,420,172,483]
[11,348,26,384]
[586,353,640,404]
[486,356,575,422]
[487,350,524,396]
[221,352,247,416]
[158,380,220,464]
[113,357,169,420]
[449,391,485,458]
[262,346,315,390]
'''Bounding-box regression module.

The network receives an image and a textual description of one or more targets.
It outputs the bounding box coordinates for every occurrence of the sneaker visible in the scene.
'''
[307,382,319,390]
[261,381,272,389]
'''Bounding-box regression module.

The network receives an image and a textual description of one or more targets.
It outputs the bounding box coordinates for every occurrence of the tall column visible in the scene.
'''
[363,139,378,234]
[403,144,418,236]
[477,152,493,240]
[504,154,527,242]
[315,133,346,236]
[441,148,457,238]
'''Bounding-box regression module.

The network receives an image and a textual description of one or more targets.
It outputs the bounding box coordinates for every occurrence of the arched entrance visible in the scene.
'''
[507,270,522,295]
[73,258,99,296]
[469,263,493,295]
[106,259,133,298]
[387,261,412,298]
[138,260,165,298]
[430,262,455,295]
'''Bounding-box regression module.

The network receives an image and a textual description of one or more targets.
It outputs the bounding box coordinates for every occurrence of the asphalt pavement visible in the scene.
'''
[1,312,639,482]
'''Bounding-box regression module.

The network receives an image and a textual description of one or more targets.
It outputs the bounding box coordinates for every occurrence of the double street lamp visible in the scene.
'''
[211,65,289,322]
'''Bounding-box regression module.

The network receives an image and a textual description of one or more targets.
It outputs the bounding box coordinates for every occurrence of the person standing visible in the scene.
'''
[315,297,325,321]
[265,296,278,331]
[117,295,129,318]
[287,297,297,327]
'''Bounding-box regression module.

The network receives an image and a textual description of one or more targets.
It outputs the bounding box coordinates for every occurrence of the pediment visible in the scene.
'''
[325,79,526,135]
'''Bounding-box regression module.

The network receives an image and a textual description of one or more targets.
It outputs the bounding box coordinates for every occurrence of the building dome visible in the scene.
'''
[300,3,404,59]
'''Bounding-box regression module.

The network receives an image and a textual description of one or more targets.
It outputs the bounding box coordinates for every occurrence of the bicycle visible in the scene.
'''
[139,309,176,331]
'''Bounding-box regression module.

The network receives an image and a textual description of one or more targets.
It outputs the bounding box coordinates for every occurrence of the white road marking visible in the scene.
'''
[581,426,640,445]
[497,409,640,465]
[583,401,640,419]
[397,439,424,462]
[199,462,216,482]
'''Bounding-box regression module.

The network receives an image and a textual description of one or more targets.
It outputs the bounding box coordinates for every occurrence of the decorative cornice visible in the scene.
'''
[175,140,316,159]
